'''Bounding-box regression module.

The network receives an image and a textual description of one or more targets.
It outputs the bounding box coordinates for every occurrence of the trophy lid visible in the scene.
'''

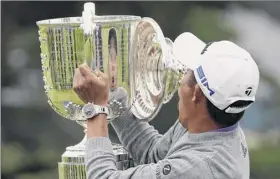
[36,15,141,26]
[37,2,141,26]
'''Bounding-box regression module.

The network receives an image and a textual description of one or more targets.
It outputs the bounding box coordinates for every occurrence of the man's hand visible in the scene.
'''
[73,64,109,106]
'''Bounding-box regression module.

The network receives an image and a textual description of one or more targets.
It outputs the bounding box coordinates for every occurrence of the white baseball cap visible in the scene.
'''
[173,32,260,113]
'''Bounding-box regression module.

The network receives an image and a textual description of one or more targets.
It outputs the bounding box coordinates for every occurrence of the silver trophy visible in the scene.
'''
[36,2,186,179]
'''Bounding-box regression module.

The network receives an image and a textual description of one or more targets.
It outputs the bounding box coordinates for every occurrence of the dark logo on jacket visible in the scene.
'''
[163,164,171,175]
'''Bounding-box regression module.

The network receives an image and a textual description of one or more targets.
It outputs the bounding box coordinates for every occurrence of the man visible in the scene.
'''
[73,32,259,179]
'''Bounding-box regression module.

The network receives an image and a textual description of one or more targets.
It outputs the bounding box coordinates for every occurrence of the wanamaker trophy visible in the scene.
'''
[36,2,187,179]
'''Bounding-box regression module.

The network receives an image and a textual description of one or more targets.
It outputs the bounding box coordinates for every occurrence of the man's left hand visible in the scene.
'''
[73,64,109,106]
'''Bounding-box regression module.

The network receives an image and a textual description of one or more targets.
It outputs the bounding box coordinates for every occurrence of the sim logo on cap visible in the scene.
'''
[196,66,215,96]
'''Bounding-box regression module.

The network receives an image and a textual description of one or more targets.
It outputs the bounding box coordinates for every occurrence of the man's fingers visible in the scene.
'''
[79,76,87,89]
[85,64,93,72]
[90,74,103,87]
[76,76,89,102]
[97,70,109,82]
[75,64,107,90]
[73,68,82,90]
[79,64,92,77]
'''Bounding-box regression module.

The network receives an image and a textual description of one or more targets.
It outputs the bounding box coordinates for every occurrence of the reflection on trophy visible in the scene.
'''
[108,28,118,89]
[37,2,187,179]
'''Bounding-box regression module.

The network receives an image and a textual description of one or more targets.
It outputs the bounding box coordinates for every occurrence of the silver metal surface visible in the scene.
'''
[36,2,188,179]
[37,11,186,122]
[37,15,141,121]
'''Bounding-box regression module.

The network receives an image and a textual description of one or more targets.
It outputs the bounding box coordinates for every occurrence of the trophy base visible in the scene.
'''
[58,135,134,179]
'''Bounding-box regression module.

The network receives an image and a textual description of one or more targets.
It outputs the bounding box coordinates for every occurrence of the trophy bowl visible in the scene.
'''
[36,2,186,179]
[37,15,141,123]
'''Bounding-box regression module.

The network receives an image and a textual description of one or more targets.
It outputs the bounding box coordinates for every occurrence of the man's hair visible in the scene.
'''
[206,99,252,127]
[188,71,252,127]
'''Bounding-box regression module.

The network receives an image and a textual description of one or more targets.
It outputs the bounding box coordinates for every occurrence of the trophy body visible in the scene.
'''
[38,15,140,179]
[37,2,186,179]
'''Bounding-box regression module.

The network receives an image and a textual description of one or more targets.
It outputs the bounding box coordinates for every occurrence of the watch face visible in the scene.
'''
[83,103,96,118]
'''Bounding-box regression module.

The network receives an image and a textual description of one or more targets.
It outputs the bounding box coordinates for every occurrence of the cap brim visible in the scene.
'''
[173,32,206,70]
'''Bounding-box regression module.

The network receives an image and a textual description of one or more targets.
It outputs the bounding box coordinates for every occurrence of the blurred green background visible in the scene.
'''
[2,1,280,179]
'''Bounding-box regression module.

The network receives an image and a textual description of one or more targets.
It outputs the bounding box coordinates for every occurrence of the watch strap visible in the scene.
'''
[94,104,109,115]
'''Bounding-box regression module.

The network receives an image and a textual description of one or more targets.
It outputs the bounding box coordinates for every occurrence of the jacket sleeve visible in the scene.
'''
[110,112,185,165]
[86,137,212,179]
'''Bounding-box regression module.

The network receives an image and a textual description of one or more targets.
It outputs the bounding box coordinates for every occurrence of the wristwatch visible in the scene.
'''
[82,102,109,119]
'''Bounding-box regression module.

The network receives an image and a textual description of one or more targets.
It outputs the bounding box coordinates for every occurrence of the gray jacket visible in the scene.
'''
[86,113,250,179]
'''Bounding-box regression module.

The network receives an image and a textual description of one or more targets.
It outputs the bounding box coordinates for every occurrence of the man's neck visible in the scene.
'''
[187,114,221,134]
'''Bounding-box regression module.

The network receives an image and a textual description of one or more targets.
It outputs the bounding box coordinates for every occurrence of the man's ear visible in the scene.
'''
[192,84,204,103]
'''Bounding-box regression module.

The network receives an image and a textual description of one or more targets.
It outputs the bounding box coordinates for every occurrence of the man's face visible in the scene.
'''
[177,71,197,127]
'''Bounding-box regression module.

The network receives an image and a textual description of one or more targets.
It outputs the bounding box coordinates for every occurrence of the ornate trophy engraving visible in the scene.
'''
[37,2,186,179]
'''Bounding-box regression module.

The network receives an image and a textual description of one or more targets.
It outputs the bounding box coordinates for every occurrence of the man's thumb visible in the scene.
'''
[79,64,91,77]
